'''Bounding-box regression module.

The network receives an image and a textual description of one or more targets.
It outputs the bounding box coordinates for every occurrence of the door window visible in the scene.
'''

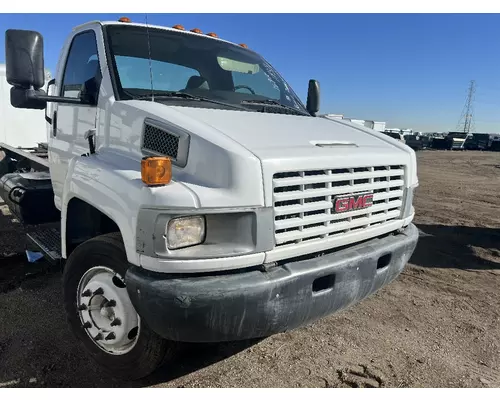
[61,30,102,102]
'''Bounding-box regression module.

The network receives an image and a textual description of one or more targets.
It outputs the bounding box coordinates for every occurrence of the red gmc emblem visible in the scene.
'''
[333,193,374,213]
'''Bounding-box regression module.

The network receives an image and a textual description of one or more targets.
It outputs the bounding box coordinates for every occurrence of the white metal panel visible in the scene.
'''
[363,120,375,129]
[373,121,386,132]
[0,65,51,148]
[350,119,365,126]
[323,114,344,120]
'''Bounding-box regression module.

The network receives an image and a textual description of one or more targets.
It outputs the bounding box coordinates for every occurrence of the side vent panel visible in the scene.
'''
[141,119,190,168]
[143,123,179,159]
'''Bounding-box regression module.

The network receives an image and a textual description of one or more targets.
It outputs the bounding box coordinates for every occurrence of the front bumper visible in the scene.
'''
[125,223,419,343]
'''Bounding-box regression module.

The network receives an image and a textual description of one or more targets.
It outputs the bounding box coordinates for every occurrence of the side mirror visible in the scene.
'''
[5,29,82,109]
[5,29,47,109]
[5,29,45,90]
[306,79,320,116]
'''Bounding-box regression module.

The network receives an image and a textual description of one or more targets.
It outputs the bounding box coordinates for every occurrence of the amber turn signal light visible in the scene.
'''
[141,157,172,186]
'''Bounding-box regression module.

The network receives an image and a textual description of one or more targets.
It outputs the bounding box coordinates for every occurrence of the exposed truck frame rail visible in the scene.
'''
[0,142,49,173]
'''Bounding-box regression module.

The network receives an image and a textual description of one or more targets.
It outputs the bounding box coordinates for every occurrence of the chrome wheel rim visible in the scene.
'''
[76,266,140,355]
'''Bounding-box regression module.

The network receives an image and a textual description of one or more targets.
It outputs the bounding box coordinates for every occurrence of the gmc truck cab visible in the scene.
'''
[1,19,419,379]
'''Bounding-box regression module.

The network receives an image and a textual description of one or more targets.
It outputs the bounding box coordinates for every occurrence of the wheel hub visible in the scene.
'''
[77,266,140,355]
[100,304,114,320]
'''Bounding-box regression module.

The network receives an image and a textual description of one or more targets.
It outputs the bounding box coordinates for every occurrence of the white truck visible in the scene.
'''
[0,19,419,380]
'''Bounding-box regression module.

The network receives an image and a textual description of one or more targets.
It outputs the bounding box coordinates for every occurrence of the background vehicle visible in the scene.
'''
[405,134,429,151]
[491,136,500,151]
[464,133,492,150]
[446,132,470,150]
[0,20,419,379]
[383,130,406,142]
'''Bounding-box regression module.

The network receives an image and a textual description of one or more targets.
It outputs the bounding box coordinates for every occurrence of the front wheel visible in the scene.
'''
[63,233,175,380]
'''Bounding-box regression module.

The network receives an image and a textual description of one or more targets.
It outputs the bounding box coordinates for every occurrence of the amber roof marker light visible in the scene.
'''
[118,17,131,23]
[206,32,218,37]
[239,43,248,48]
[172,24,185,30]
[190,28,203,34]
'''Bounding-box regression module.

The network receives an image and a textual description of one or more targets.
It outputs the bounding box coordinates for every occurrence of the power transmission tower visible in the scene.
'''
[456,80,476,134]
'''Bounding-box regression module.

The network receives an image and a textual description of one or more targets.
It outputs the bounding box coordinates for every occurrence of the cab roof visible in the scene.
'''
[73,20,246,49]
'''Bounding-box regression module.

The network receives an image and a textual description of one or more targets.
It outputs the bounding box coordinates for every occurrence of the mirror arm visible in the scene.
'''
[27,89,83,105]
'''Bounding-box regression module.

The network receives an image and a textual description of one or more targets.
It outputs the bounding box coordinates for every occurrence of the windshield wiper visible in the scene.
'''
[134,91,248,111]
[240,99,310,116]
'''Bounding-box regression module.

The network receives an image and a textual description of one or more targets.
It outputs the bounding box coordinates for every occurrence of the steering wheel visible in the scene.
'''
[234,85,256,95]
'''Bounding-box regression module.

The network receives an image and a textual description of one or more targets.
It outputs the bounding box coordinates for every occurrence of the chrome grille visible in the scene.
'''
[273,165,405,247]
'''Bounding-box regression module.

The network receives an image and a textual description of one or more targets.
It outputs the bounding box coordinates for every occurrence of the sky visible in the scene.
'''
[1,13,499,132]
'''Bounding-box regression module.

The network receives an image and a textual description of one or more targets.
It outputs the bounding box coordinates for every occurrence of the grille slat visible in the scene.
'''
[275,200,403,230]
[273,168,402,188]
[274,190,404,217]
[276,209,402,245]
[274,179,405,202]
[273,165,405,248]
[274,200,333,217]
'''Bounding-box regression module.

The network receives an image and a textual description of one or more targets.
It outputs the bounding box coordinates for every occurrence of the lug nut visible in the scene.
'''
[78,304,87,311]
[106,300,116,307]
[110,318,121,327]
[105,332,116,341]
[93,287,104,296]
[83,322,91,329]
[82,289,92,297]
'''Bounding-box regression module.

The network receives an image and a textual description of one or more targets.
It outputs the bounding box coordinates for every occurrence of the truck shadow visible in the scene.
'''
[139,339,263,387]
[0,196,28,259]
[411,224,500,270]
[0,268,262,388]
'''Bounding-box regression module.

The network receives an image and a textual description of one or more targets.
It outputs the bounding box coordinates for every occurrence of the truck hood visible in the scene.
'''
[120,101,418,207]
[169,106,398,153]
[165,106,418,205]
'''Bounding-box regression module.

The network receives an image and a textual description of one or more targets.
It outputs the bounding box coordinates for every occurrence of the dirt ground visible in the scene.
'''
[0,150,499,388]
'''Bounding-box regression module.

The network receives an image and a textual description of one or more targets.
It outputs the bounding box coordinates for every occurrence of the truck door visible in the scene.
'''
[49,29,102,205]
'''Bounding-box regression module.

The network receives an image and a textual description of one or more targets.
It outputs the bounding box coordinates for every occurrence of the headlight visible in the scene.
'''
[165,216,206,250]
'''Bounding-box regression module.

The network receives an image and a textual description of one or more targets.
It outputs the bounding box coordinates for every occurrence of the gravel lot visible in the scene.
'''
[0,150,499,388]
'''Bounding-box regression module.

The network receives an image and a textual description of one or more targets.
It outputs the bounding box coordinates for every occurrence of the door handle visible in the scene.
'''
[52,111,58,137]
[44,79,56,125]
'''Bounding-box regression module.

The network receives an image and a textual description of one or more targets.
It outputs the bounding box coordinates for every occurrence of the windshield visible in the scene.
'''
[105,24,307,113]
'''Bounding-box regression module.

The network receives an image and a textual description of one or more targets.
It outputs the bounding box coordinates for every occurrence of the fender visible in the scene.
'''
[60,151,199,263]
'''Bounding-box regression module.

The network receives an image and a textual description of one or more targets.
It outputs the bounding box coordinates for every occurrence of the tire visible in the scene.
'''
[63,232,175,380]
